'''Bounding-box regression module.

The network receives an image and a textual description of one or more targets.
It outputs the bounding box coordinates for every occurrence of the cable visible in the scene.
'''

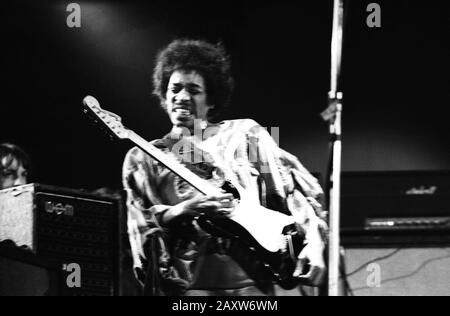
[345,248,402,278]
[340,261,354,296]
[351,252,450,292]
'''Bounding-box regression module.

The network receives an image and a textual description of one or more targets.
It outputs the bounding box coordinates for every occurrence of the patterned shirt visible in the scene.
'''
[122,119,325,294]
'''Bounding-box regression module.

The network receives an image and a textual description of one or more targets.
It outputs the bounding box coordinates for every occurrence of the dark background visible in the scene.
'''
[1,0,449,192]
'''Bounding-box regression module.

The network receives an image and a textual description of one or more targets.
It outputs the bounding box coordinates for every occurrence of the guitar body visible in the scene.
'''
[196,181,307,289]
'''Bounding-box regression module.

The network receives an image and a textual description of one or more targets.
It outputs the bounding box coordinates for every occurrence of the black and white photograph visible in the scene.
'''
[0,0,449,299]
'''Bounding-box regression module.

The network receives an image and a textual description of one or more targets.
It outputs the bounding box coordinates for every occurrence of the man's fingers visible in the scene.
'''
[199,202,233,215]
[219,200,234,208]
[296,265,326,286]
[218,207,235,215]
[192,194,236,218]
[211,193,234,200]
[293,258,307,278]
[206,195,235,209]
[202,201,223,210]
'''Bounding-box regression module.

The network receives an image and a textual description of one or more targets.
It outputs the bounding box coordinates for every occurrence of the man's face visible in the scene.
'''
[165,70,211,129]
[0,157,28,190]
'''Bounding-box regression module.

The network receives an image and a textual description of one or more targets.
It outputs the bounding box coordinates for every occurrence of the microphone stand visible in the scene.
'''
[321,0,345,297]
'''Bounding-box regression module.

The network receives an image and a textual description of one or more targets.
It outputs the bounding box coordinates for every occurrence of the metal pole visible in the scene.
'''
[322,0,344,296]
[327,93,342,297]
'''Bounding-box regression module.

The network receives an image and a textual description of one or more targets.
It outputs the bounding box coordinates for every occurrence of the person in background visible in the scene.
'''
[0,143,30,190]
[0,143,31,247]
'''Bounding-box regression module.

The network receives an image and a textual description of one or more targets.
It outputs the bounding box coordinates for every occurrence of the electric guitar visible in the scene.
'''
[82,95,307,289]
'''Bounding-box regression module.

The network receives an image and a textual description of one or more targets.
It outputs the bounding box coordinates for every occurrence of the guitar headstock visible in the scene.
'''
[82,95,130,140]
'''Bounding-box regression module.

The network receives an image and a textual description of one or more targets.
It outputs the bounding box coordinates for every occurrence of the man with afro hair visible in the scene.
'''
[123,39,326,296]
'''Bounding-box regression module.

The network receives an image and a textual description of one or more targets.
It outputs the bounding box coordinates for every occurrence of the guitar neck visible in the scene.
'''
[127,130,220,197]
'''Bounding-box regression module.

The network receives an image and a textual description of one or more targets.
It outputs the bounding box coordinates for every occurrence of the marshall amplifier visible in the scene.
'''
[0,183,123,296]
[340,171,450,244]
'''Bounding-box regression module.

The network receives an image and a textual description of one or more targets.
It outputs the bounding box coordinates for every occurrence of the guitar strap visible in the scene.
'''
[142,211,190,296]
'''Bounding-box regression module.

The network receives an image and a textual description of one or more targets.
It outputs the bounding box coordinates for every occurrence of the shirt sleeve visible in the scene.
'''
[122,146,171,275]
[247,121,328,242]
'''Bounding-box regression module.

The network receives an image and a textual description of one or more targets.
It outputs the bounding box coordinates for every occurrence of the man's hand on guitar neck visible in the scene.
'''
[161,193,235,225]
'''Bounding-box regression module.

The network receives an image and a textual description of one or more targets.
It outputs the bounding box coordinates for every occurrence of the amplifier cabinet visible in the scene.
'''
[341,171,450,232]
[0,183,123,296]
